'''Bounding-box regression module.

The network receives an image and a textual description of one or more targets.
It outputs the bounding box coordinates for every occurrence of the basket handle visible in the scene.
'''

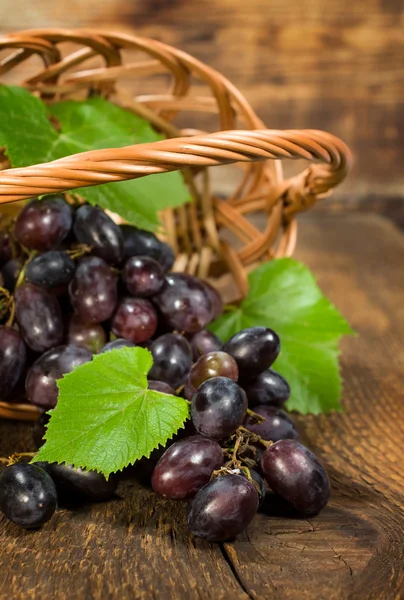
[0,128,351,213]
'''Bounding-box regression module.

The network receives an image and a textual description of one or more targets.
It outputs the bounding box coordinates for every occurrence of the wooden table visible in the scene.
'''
[0,212,403,599]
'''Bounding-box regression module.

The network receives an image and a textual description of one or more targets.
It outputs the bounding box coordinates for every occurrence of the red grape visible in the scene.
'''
[14,195,72,251]
[191,376,248,440]
[122,255,165,297]
[153,273,213,333]
[261,440,330,515]
[152,435,223,500]
[73,205,124,265]
[69,256,118,323]
[15,283,64,352]
[111,297,157,343]
[188,474,258,542]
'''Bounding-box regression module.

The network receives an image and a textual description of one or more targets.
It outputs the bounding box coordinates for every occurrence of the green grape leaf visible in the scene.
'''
[0,86,190,230]
[0,85,58,165]
[33,347,189,477]
[209,258,354,415]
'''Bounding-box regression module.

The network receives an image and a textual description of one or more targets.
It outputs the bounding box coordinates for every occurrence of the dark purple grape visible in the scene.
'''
[223,327,280,378]
[188,329,222,361]
[191,376,248,440]
[15,283,64,352]
[14,195,72,251]
[158,241,175,272]
[100,338,137,353]
[0,230,13,268]
[73,205,124,265]
[153,273,213,333]
[202,281,223,320]
[148,333,192,389]
[26,344,92,409]
[0,326,26,400]
[189,351,238,389]
[1,257,23,291]
[261,440,330,515]
[122,255,165,297]
[67,315,106,354]
[241,368,291,408]
[111,297,157,343]
[33,412,50,449]
[244,406,299,442]
[148,380,175,395]
[152,435,223,500]
[120,224,164,263]
[69,256,118,323]
[37,463,118,502]
[0,463,57,529]
[188,474,258,542]
[25,250,75,289]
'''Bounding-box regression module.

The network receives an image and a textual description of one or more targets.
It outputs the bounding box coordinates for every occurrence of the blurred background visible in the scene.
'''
[0,0,403,220]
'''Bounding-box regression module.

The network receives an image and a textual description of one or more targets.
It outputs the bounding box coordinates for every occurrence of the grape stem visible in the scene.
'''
[246,408,266,423]
[0,452,36,467]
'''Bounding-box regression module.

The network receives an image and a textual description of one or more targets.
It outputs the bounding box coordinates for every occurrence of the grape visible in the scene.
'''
[14,195,72,251]
[148,380,175,395]
[1,257,23,291]
[188,329,222,361]
[188,474,258,542]
[223,327,280,378]
[25,250,75,289]
[191,376,248,440]
[189,351,238,389]
[158,241,175,272]
[26,344,92,409]
[100,338,137,353]
[15,283,64,352]
[0,230,13,268]
[0,463,57,529]
[37,463,118,502]
[69,256,118,323]
[111,297,157,343]
[148,333,192,388]
[244,406,299,442]
[261,440,330,515]
[120,224,169,268]
[122,255,165,297]
[33,412,50,449]
[67,315,106,354]
[73,205,124,265]
[0,326,26,400]
[241,368,290,408]
[202,281,223,320]
[152,435,223,500]
[153,273,213,333]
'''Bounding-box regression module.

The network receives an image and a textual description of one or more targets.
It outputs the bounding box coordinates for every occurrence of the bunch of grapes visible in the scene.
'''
[0,194,330,540]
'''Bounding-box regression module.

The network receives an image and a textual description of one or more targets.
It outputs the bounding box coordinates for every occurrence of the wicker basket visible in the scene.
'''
[0,28,352,422]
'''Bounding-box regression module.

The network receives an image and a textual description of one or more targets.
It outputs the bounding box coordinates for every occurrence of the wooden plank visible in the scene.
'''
[0,212,404,598]
[0,1,403,198]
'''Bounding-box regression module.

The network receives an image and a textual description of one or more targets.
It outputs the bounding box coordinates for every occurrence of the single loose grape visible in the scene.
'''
[261,440,330,515]
[188,474,258,542]
[0,463,57,529]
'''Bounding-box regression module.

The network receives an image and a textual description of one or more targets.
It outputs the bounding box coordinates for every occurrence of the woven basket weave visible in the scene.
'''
[0,29,352,421]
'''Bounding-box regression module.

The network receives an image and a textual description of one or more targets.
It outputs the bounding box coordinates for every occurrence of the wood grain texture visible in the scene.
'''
[0,0,403,199]
[0,212,403,599]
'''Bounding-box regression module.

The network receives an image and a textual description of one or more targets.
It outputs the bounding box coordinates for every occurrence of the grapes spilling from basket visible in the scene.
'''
[0,194,330,540]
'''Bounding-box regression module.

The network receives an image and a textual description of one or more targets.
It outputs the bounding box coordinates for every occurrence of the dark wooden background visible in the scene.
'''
[0,0,403,202]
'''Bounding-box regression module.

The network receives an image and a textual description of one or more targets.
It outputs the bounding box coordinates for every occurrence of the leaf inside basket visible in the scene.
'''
[0,86,190,230]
